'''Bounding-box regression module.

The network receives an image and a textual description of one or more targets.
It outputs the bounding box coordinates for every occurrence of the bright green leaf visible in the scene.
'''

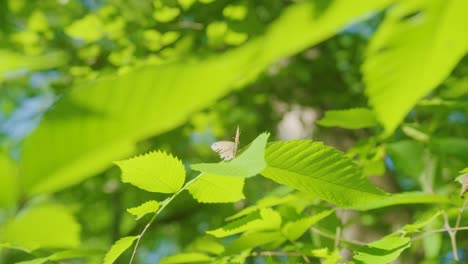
[187,173,245,203]
[185,236,224,255]
[15,258,49,264]
[316,108,378,129]
[351,192,451,211]
[160,253,212,264]
[207,208,281,238]
[20,0,392,196]
[1,204,80,251]
[282,209,335,241]
[364,0,468,134]
[353,234,411,263]
[116,151,185,193]
[153,6,180,22]
[403,210,441,233]
[191,133,269,178]
[65,14,104,43]
[103,236,137,264]
[0,152,19,209]
[127,200,160,220]
[225,231,285,255]
[262,141,387,207]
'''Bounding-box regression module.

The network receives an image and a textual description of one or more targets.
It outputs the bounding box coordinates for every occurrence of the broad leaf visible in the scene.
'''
[0,50,67,82]
[402,210,441,233]
[0,204,80,251]
[127,200,160,220]
[191,133,269,178]
[316,108,378,129]
[353,234,411,263]
[15,258,48,264]
[351,192,450,211]
[261,141,387,207]
[160,253,212,264]
[207,208,281,238]
[225,231,285,255]
[115,151,185,193]
[103,236,137,264]
[19,0,393,195]
[0,152,19,209]
[185,236,225,255]
[282,209,335,241]
[187,173,245,203]
[364,0,468,134]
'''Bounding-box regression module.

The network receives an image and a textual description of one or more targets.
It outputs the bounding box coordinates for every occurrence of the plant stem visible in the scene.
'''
[128,174,203,264]
[442,211,459,261]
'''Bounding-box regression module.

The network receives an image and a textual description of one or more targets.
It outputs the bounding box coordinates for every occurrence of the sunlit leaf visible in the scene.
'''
[20,0,392,196]
[351,192,450,211]
[191,133,269,178]
[316,108,378,129]
[115,151,185,193]
[225,231,285,255]
[185,236,224,255]
[364,0,468,134]
[282,209,335,241]
[207,208,281,238]
[353,234,411,263]
[0,152,19,209]
[103,236,137,264]
[127,200,160,220]
[1,204,80,251]
[262,141,387,207]
[187,173,245,203]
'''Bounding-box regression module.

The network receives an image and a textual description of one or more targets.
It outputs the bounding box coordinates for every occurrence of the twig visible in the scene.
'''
[442,211,459,261]
[412,226,468,241]
[128,174,203,264]
[334,226,341,249]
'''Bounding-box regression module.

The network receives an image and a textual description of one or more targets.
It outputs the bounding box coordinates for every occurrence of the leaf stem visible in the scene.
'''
[128,174,203,264]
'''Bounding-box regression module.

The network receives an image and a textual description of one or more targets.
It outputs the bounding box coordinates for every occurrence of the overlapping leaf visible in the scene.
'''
[187,173,245,203]
[191,133,269,178]
[19,0,393,195]
[262,141,387,207]
[127,200,160,219]
[353,234,411,263]
[363,0,468,134]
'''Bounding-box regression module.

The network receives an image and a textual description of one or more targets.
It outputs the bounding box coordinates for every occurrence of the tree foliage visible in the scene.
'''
[0,0,467,263]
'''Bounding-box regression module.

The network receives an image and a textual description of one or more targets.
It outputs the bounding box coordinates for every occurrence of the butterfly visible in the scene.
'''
[211,126,240,160]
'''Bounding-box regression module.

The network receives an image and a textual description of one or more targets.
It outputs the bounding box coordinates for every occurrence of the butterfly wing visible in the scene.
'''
[211,141,237,160]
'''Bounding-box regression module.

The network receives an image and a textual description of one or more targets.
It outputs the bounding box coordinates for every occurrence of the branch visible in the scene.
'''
[310,227,366,246]
[442,211,458,262]
[128,174,203,264]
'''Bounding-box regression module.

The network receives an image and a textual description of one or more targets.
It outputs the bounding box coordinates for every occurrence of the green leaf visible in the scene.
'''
[403,210,441,233]
[225,231,285,255]
[364,0,468,134]
[187,173,245,203]
[1,204,80,251]
[0,152,19,209]
[353,234,411,263]
[0,50,67,82]
[207,208,281,238]
[19,0,392,196]
[282,209,335,241]
[127,200,160,220]
[261,141,387,207]
[185,236,225,255]
[351,192,451,211]
[160,253,212,264]
[316,108,378,129]
[103,236,137,264]
[225,193,298,221]
[14,258,49,264]
[386,140,424,177]
[191,133,269,178]
[115,151,185,193]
